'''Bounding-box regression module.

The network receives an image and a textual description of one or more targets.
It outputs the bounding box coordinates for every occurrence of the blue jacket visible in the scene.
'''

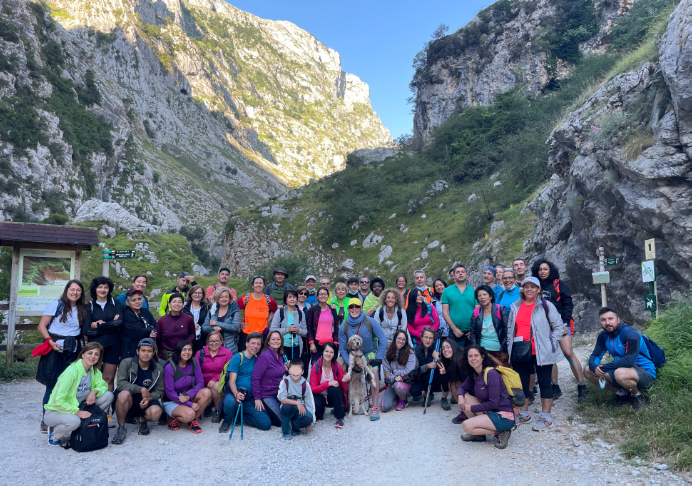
[338,315,387,365]
[588,323,656,378]
[305,289,318,307]
[491,284,504,300]
[497,285,521,308]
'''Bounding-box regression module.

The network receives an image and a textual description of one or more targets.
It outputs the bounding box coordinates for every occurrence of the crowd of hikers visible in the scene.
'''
[35,258,659,450]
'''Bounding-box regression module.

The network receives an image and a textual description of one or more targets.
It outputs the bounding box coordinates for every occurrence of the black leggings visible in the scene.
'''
[512,356,553,399]
[313,387,345,420]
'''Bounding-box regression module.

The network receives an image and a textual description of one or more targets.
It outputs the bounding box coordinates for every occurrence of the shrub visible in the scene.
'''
[42,213,68,225]
[250,254,317,289]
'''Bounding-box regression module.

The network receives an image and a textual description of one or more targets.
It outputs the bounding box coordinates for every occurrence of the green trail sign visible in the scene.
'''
[102,250,136,259]
[645,294,657,312]
[604,258,619,266]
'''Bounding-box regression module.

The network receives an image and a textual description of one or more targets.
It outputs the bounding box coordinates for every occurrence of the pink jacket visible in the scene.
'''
[194,346,233,386]
[408,305,440,340]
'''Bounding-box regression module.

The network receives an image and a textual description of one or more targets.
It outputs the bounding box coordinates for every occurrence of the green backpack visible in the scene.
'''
[217,353,244,395]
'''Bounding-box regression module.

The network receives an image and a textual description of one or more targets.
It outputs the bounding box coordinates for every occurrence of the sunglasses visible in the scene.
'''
[348,305,361,309]
[360,280,369,284]
[298,291,308,295]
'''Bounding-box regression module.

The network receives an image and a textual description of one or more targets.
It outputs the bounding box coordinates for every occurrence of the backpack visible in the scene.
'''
[483,367,526,408]
[167,358,196,391]
[218,353,244,395]
[378,307,403,330]
[340,318,375,342]
[473,304,501,321]
[549,280,576,334]
[283,378,307,402]
[65,402,109,452]
[47,300,65,331]
[243,294,272,308]
[619,325,666,368]
[279,306,304,324]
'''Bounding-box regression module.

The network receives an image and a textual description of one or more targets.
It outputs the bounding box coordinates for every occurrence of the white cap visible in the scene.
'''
[521,277,540,287]
[305,275,316,282]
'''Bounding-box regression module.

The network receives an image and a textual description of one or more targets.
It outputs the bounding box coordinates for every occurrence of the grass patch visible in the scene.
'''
[0,356,38,381]
[577,296,692,469]
[623,129,656,160]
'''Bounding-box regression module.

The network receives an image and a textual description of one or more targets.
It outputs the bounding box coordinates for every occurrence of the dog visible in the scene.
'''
[344,334,377,417]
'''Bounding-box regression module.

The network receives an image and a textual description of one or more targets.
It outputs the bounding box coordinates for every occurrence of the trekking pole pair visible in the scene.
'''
[423,332,441,415]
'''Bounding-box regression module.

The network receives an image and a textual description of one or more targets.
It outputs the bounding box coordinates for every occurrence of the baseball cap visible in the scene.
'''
[178,271,191,279]
[347,298,362,308]
[305,275,316,282]
[521,277,541,287]
[218,267,231,274]
[137,338,157,349]
[127,288,143,296]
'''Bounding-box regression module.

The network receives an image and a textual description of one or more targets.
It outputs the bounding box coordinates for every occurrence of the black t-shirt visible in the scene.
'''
[135,364,153,390]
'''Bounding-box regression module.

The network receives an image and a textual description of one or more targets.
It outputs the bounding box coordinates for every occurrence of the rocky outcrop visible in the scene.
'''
[74,200,160,233]
[350,146,400,165]
[530,0,692,327]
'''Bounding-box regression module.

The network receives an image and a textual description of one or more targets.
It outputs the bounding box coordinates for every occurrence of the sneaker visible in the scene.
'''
[396,399,405,411]
[515,412,532,425]
[450,396,457,404]
[577,384,588,402]
[283,433,293,440]
[532,416,552,431]
[47,427,61,447]
[411,396,422,402]
[211,410,219,424]
[461,433,486,442]
[614,393,631,408]
[204,405,213,418]
[111,426,127,445]
[218,421,231,433]
[631,394,646,410]
[440,397,451,411]
[532,384,538,395]
[370,406,380,421]
[168,418,180,431]
[552,384,563,399]
[40,420,48,434]
[495,429,511,449]
[452,412,468,424]
[137,417,150,436]
[335,419,344,429]
[107,413,116,428]
[188,419,202,434]
[158,414,168,426]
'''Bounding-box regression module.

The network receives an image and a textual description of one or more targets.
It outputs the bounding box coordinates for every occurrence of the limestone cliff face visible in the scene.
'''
[529,0,692,326]
[412,0,633,141]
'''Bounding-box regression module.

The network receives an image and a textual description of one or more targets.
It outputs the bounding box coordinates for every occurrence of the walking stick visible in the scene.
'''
[229,401,241,439]
[240,401,244,440]
[291,333,295,360]
[423,334,441,415]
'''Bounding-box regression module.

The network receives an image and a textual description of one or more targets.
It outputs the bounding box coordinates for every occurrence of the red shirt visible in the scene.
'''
[515,302,536,355]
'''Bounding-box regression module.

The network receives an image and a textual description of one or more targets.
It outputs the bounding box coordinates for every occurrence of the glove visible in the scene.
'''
[368,358,381,368]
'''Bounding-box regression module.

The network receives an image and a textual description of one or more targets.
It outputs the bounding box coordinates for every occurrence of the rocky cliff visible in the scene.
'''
[0,0,391,234]
[412,0,634,140]
[530,0,691,326]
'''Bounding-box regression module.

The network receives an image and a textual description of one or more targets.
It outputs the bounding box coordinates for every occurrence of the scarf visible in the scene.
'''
[347,312,366,328]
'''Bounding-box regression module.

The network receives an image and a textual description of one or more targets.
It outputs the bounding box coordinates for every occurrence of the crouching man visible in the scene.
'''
[584,307,656,410]
[112,338,164,444]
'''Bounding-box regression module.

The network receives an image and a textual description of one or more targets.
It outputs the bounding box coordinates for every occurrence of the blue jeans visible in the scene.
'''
[280,404,313,435]
[221,394,271,431]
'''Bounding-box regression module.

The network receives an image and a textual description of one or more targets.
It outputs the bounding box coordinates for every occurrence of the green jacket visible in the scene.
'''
[44,359,108,415]
[158,284,195,317]
[115,357,165,401]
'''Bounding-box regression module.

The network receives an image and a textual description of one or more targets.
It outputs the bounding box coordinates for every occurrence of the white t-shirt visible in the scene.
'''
[94,300,107,309]
[190,306,201,323]
[44,300,81,336]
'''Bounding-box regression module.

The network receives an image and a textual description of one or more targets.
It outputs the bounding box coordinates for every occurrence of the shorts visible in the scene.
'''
[611,365,655,390]
[364,351,379,369]
[114,390,161,418]
[564,324,572,337]
[488,412,515,431]
[162,400,185,416]
[101,343,121,364]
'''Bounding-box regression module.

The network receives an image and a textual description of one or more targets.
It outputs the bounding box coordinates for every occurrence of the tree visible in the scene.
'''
[409,24,451,100]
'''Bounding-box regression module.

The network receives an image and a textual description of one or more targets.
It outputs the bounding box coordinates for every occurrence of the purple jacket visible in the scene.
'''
[458,368,513,415]
[250,348,286,400]
[163,359,204,407]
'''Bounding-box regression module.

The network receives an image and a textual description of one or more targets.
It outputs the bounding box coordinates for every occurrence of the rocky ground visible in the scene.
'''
[0,345,689,484]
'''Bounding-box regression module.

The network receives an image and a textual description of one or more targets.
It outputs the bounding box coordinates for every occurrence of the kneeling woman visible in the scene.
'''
[163,340,212,433]
[457,345,515,449]
[409,326,441,405]
[381,330,417,412]
[43,342,114,446]
[310,342,348,428]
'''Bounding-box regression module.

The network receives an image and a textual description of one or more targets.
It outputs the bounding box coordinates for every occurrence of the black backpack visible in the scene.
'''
[279,306,304,324]
[65,402,109,452]
[378,307,403,330]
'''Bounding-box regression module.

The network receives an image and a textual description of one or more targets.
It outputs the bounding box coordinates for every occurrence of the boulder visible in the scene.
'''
[74,200,159,233]
[378,246,392,264]
[362,232,384,249]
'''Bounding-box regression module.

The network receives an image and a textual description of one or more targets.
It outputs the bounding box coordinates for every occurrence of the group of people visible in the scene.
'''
[35,258,658,449]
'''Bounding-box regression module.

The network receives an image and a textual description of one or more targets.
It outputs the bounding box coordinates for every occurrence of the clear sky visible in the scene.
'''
[225,0,489,139]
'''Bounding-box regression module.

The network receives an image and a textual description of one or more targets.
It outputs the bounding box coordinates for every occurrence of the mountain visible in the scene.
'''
[0,0,391,235]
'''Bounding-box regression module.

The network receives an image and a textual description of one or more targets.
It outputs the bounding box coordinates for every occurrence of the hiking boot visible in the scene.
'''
[370,406,380,421]
[40,420,48,434]
[411,396,422,402]
[631,394,646,410]
[125,417,136,425]
[335,419,344,429]
[461,433,486,442]
[577,384,588,402]
[283,433,293,440]
[532,416,552,431]
[48,427,61,447]
[396,399,406,411]
[532,384,538,396]
[158,414,168,426]
[614,393,631,408]
[291,428,302,436]
[552,384,562,399]
[137,417,150,436]
[188,419,202,434]
[440,397,451,411]
[218,421,231,433]
[168,418,180,431]
[112,426,127,445]
[211,410,219,423]
[450,396,457,404]
[107,413,116,428]
[452,412,468,424]
[515,412,532,425]
[204,405,213,418]
[424,393,434,407]
[495,429,511,449]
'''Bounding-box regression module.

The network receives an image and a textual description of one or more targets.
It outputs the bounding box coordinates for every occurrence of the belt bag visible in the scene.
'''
[511,324,533,364]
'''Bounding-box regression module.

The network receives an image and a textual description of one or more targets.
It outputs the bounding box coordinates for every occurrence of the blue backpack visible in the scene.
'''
[619,325,666,368]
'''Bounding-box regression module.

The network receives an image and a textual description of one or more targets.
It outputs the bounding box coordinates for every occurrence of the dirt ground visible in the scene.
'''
[0,345,689,484]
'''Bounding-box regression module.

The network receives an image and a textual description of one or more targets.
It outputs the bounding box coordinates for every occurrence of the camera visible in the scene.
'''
[238,387,247,395]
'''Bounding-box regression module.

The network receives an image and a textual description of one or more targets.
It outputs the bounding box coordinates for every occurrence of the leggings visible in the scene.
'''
[313,386,346,420]
[512,356,553,399]
[381,382,411,412]
[44,391,114,440]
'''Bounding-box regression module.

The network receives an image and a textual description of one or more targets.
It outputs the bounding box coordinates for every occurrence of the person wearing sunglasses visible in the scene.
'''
[194,330,232,423]
[357,275,371,303]
[295,286,312,312]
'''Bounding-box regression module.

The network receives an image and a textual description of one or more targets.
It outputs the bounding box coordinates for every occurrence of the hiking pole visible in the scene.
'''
[291,333,295,360]
[423,334,441,415]
[229,401,241,440]
[240,401,244,440]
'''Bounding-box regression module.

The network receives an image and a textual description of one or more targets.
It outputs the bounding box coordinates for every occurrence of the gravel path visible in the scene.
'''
[0,345,688,484]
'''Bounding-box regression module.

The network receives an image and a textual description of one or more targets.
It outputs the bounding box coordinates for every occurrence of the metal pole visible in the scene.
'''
[654,281,659,319]
[649,281,657,320]
[102,250,110,278]
[598,247,607,307]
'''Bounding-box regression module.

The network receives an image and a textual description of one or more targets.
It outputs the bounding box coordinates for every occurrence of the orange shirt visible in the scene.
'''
[238,294,278,334]
[515,302,536,355]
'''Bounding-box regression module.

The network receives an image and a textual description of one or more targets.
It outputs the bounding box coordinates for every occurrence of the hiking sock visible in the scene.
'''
[577,382,584,386]
[519,410,530,417]
[541,412,551,422]
[615,389,629,396]
[551,382,558,386]
[632,392,642,397]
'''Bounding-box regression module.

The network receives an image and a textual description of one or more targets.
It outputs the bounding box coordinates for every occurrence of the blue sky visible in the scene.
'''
[226,0,489,139]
